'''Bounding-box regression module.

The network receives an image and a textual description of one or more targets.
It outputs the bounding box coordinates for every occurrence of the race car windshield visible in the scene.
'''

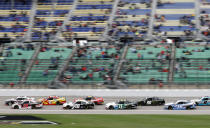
[16,98,24,100]
[48,97,53,100]
[85,97,92,100]
[142,98,147,101]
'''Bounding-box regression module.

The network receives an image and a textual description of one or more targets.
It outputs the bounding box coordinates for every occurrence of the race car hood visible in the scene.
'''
[105,102,116,107]
[63,102,73,107]
[5,98,16,102]
[164,103,175,106]
[96,97,104,101]
[185,102,195,106]
[38,98,45,101]
[190,99,200,103]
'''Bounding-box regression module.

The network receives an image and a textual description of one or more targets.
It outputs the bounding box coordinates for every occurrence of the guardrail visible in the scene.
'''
[0,89,210,97]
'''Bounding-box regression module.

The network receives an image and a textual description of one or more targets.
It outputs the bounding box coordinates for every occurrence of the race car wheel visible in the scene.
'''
[31,105,35,109]
[127,105,132,109]
[66,106,71,109]
[204,101,207,104]
[160,101,165,105]
[195,102,199,106]
[139,102,145,106]
[168,106,173,110]
[56,101,60,105]
[186,106,191,110]
[14,105,19,109]
[94,102,99,105]
[82,106,87,109]
[109,106,114,110]
[88,105,94,109]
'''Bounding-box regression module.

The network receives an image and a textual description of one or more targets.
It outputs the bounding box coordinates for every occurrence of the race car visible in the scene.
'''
[63,99,94,109]
[5,96,35,106]
[105,99,137,110]
[191,96,210,106]
[83,96,104,105]
[164,100,196,110]
[11,100,43,109]
[136,97,165,106]
[38,96,66,105]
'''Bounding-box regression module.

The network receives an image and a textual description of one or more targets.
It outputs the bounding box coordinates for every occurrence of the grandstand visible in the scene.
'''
[0,0,210,89]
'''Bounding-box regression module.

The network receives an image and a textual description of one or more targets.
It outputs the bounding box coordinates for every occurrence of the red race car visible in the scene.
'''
[83,96,104,105]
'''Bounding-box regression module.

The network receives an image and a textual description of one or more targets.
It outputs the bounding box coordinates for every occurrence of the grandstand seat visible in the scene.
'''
[60,46,122,84]
[0,45,34,84]
[26,47,73,84]
[174,46,210,84]
[120,45,171,84]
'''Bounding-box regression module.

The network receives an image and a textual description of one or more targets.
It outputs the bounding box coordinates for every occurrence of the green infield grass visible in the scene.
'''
[1,114,210,128]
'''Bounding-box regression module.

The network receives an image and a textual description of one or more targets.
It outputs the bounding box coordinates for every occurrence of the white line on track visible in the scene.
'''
[1,109,210,115]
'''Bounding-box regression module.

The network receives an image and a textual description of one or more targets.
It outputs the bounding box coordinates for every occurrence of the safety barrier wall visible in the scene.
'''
[0,89,209,97]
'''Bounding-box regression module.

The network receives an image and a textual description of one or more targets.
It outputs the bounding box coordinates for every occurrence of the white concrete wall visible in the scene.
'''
[0,89,210,97]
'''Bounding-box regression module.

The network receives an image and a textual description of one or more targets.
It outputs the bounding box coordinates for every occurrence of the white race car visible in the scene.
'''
[105,100,137,110]
[63,100,94,109]
[5,96,35,106]
[12,100,43,109]
[191,96,210,106]
[164,100,196,110]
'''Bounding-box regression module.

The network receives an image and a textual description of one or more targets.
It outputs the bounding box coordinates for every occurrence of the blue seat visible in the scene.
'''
[157,3,194,9]
[116,21,148,26]
[71,27,104,32]
[155,26,195,31]
[120,9,151,15]
[163,14,194,20]
[71,16,108,21]
[120,0,151,3]
[77,5,112,9]
[201,8,210,13]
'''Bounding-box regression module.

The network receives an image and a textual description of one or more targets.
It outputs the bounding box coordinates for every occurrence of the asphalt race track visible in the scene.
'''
[1,96,210,115]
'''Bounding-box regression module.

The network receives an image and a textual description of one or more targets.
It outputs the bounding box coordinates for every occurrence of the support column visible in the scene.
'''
[102,0,120,39]
[50,46,77,88]
[20,44,41,84]
[25,0,38,42]
[55,0,79,41]
[168,43,176,84]
[147,0,157,39]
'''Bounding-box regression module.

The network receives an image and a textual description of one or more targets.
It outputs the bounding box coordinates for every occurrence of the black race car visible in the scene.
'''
[136,97,165,106]
[105,99,138,110]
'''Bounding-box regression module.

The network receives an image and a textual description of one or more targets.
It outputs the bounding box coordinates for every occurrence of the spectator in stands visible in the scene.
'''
[43,69,48,76]
[21,59,26,65]
[5,51,13,57]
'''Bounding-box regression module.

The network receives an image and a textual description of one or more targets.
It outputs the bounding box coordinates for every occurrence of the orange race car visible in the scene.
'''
[39,96,66,105]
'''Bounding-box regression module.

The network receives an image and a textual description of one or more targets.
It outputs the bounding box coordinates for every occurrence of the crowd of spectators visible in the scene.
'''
[60,45,122,84]
[108,1,151,39]
[200,14,210,36]
[154,14,195,37]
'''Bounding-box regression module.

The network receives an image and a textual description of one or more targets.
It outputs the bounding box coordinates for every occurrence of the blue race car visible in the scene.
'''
[164,100,196,110]
[191,96,210,106]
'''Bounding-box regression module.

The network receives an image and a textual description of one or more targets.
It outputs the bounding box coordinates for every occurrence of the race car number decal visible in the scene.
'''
[147,101,152,104]
[23,104,28,107]
[118,104,123,109]
[75,104,80,108]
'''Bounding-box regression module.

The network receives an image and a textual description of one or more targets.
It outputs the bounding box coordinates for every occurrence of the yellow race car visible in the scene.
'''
[39,96,66,105]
